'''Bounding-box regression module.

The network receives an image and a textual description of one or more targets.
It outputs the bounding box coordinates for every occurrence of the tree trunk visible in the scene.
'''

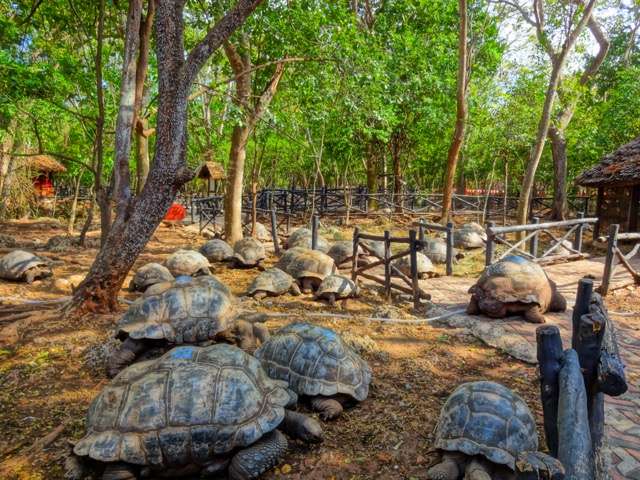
[224,125,251,244]
[135,118,151,192]
[69,0,264,314]
[94,0,108,244]
[440,0,468,223]
[365,141,378,210]
[223,42,284,243]
[0,117,17,198]
[67,171,84,233]
[390,135,402,212]
[515,0,597,226]
[549,126,568,220]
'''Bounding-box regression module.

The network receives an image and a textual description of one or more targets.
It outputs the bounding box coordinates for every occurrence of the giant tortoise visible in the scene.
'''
[107,276,268,376]
[164,249,211,277]
[67,344,323,480]
[255,322,371,420]
[467,255,566,324]
[392,252,436,279]
[127,263,174,292]
[0,250,52,283]
[286,227,330,253]
[427,381,564,480]
[200,239,234,263]
[281,249,335,292]
[232,238,266,268]
[246,268,301,299]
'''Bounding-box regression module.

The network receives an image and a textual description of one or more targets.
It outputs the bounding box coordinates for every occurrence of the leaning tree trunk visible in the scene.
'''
[440,0,468,224]
[69,0,265,314]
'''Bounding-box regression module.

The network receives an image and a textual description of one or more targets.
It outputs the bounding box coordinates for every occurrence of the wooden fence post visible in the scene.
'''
[351,227,360,283]
[529,216,540,258]
[558,348,594,480]
[600,224,619,296]
[446,222,454,276]
[485,221,495,266]
[574,212,585,253]
[418,220,425,244]
[311,214,319,250]
[571,278,607,463]
[384,230,391,302]
[409,229,420,310]
[270,208,280,256]
[536,325,563,457]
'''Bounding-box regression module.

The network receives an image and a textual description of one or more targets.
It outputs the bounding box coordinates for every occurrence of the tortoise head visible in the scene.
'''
[548,280,567,312]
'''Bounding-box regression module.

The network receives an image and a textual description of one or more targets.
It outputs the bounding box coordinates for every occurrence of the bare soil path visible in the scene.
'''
[426,255,640,479]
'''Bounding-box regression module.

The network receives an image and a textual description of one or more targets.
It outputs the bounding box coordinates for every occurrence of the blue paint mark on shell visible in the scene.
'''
[174,275,193,284]
[168,346,196,359]
[503,255,528,264]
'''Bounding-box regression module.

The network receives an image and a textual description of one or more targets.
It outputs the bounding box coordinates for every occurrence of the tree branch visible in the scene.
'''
[181,0,264,91]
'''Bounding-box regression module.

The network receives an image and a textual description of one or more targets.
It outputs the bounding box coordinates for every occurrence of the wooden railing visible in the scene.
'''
[598,224,640,296]
[485,215,598,266]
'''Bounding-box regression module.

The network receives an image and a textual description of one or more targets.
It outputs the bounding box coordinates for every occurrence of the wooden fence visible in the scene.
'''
[188,188,593,224]
[536,278,627,480]
[351,228,433,309]
[415,219,455,276]
[598,224,640,296]
[484,215,598,266]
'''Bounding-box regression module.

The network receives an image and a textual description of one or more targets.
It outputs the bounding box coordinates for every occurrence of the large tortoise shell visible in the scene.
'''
[434,381,538,470]
[469,255,552,309]
[74,344,293,466]
[254,322,371,402]
[283,250,335,281]
[200,239,234,262]
[164,249,211,277]
[233,238,266,266]
[247,268,295,296]
[0,250,49,280]
[116,276,235,343]
[129,263,174,292]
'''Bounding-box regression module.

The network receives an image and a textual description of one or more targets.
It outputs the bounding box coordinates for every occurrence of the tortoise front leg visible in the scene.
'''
[252,323,270,345]
[310,395,343,420]
[64,451,86,480]
[289,283,301,296]
[233,320,257,351]
[301,277,314,293]
[252,291,268,300]
[523,305,546,324]
[325,293,336,307]
[280,410,323,443]
[228,430,288,480]
[463,457,492,480]
[426,452,467,480]
[102,462,137,480]
[466,296,480,315]
[107,338,146,378]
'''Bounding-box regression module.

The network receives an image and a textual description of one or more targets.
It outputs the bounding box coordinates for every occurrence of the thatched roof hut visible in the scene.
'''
[195,161,225,180]
[24,154,67,173]
[576,135,640,235]
[194,161,225,194]
[576,136,640,188]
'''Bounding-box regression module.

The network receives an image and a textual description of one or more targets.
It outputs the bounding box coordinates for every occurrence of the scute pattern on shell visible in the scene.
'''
[434,381,538,470]
[247,268,295,296]
[116,276,235,343]
[283,250,335,281]
[131,263,174,291]
[0,250,49,280]
[327,241,359,265]
[471,255,550,307]
[275,247,308,272]
[73,344,293,465]
[255,322,371,402]
[233,238,266,266]
[392,252,434,275]
[164,249,210,277]
[316,275,357,299]
[200,239,234,262]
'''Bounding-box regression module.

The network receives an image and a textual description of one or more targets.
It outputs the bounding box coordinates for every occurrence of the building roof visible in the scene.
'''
[194,161,225,180]
[25,154,67,173]
[576,135,640,187]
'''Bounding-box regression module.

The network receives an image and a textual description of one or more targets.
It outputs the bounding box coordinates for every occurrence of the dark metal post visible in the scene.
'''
[574,212,585,253]
[445,222,454,276]
[529,216,540,258]
[485,221,495,266]
[311,214,319,250]
[384,231,391,301]
[600,224,619,296]
[418,220,425,244]
[351,227,360,282]
[270,208,280,256]
[536,325,563,457]
[409,229,420,310]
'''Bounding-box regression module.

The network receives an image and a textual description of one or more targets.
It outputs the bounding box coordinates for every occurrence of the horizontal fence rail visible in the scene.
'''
[185,188,594,224]
[485,214,598,266]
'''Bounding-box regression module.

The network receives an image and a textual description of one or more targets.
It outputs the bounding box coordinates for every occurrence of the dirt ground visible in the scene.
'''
[0,217,632,480]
